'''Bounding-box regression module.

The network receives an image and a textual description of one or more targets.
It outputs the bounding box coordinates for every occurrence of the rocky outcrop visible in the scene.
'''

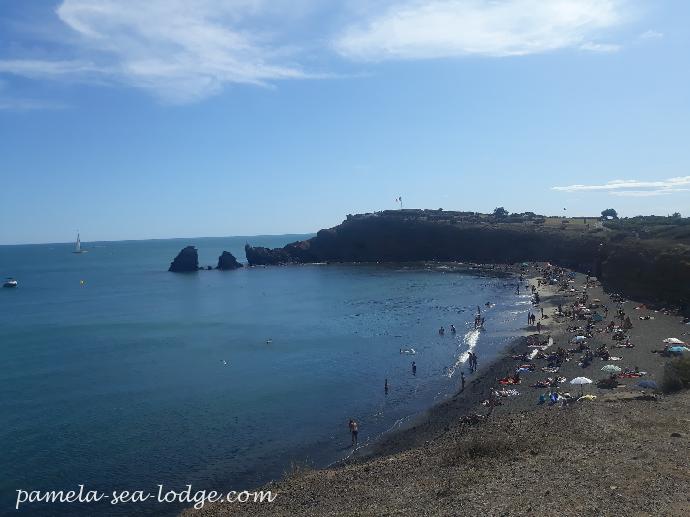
[217,251,243,270]
[169,246,199,272]
[244,211,690,311]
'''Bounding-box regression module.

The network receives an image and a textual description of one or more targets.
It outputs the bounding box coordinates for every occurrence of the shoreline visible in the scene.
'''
[185,261,690,516]
[352,263,557,462]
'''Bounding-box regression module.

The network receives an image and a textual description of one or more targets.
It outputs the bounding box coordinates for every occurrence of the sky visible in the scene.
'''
[1,0,689,244]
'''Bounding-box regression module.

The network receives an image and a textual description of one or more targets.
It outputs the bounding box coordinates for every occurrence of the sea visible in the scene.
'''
[0,236,532,516]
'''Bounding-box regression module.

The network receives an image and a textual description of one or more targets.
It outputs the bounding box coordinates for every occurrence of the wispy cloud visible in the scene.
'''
[579,42,622,53]
[0,98,68,111]
[0,59,104,79]
[335,0,628,61]
[640,29,663,40]
[53,0,315,103]
[0,0,316,104]
[0,0,641,103]
[553,176,690,197]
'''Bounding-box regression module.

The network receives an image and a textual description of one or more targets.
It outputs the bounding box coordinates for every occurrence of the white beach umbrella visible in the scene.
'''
[663,338,686,345]
[601,365,622,374]
[570,376,592,396]
[570,377,593,385]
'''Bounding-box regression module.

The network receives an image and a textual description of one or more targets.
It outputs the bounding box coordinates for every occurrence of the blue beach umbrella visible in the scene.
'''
[637,380,658,390]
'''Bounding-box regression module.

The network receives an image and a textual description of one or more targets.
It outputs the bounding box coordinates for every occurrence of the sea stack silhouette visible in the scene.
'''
[169,246,199,272]
[217,251,243,270]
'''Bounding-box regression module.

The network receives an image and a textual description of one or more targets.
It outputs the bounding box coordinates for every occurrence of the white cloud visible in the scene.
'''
[335,0,628,61]
[579,41,621,53]
[0,0,314,103]
[0,0,639,103]
[0,98,68,110]
[640,29,663,40]
[553,176,690,197]
[0,59,104,79]
[52,0,316,102]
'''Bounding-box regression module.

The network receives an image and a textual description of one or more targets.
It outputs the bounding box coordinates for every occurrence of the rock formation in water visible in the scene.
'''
[169,246,199,272]
[244,210,690,311]
[217,251,243,270]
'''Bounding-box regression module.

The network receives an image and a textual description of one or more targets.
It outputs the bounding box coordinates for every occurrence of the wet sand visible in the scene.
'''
[185,263,690,516]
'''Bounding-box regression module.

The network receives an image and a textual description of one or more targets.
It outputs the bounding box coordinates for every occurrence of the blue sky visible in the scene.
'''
[1,0,689,244]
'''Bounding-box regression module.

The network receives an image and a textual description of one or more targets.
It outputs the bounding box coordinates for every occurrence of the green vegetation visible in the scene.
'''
[493,207,509,218]
[601,208,619,220]
[662,356,690,393]
[603,215,690,243]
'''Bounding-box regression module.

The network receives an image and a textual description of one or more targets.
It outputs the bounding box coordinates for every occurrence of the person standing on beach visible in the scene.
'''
[487,388,497,416]
[536,321,542,333]
[348,420,359,447]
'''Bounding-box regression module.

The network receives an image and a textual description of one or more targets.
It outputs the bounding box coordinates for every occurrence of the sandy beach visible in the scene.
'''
[185,264,690,516]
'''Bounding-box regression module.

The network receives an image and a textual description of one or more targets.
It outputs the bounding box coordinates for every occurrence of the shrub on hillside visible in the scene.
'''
[661,356,690,393]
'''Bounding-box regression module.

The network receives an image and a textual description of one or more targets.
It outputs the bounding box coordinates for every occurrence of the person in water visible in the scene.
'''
[412,361,417,376]
[439,326,445,335]
[348,419,359,447]
[460,371,466,391]
[384,378,389,394]
[450,324,456,334]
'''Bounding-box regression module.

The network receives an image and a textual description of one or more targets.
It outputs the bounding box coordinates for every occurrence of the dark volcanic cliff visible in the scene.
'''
[245,211,690,310]
[217,251,243,270]
[169,246,199,272]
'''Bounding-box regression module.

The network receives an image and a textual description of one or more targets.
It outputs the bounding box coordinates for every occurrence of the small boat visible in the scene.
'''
[73,232,87,254]
[3,277,18,288]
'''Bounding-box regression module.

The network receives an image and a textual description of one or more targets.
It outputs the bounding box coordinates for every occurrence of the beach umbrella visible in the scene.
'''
[570,377,593,385]
[570,376,592,396]
[667,346,689,353]
[637,380,658,390]
[663,338,686,345]
[601,365,622,374]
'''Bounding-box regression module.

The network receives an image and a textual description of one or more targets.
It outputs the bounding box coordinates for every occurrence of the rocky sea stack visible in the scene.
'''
[169,246,199,272]
[217,251,243,270]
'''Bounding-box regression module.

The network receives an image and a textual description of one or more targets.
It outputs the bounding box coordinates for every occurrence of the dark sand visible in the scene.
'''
[185,265,690,516]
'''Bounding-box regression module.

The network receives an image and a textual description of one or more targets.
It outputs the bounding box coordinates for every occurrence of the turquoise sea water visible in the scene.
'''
[0,236,530,516]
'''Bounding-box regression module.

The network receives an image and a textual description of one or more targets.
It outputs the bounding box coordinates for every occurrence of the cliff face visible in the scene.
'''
[217,251,243,270]
[169,246,199,272]
[245,213,690,310]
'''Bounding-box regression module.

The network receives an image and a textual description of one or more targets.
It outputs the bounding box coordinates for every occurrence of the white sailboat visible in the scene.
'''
[73,232,87,254]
